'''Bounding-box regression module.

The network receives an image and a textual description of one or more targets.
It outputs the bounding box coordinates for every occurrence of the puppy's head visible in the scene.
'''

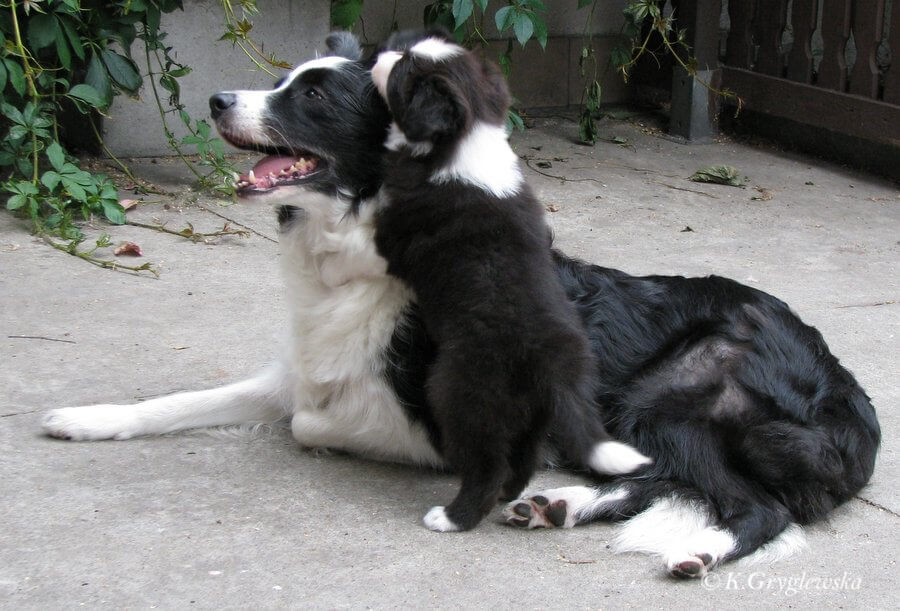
[371,35,510,155]
[209,31,390,202]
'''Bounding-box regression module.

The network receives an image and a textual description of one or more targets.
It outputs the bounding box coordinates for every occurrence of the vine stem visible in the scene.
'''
[220,0,285,77]
[87,116,161,194]
[142,37,206,184]
[8,0,41,185]
[40,234,159,277]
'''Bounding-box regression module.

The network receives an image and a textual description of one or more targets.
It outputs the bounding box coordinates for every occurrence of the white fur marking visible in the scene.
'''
[423,506,461,532]
[384,122,433,156]
[431,122,523,198]
[588,440,652,475]
[410,38,464,61]
[738,523,807,566]
[613,495,737,576]
[372,51,402,99]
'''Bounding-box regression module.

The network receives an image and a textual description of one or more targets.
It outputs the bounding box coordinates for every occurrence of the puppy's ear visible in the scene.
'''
[400,75,468,143]
[326,31,362,61]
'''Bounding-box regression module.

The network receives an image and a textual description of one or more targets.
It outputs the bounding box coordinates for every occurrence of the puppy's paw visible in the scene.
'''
[42,405,139,441]
[422,506,462,532]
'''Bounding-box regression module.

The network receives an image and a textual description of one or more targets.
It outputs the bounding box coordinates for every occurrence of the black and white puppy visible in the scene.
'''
[41,31,880,578]
[369,40,650,531]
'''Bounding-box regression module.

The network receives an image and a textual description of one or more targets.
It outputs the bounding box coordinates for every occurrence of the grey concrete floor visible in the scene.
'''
[2,116,898,609]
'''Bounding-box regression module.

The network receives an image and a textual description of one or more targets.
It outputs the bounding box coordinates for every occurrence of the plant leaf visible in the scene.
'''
[4,59,26,96]
[527,11,548,48]
[513,12,534,46]
[85,51,113,107]
[102,201,126,225]
[28,13,60,50]
[331,0,364,29]
[68,84,106,109]
[494,5,514,32]
[100,49,142,93]
[55,33,72,71]
[59,17,85,61]
[689,165,744,187]
[46,140,66,171]
[452,0,474,28]
[41,170,62,191]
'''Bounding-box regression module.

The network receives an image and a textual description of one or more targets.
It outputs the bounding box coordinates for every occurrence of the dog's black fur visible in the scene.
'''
[372,43,631,531]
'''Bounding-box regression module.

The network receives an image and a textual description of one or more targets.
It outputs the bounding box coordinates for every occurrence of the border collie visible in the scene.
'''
[368,41,649,531]
[41,31,880,578]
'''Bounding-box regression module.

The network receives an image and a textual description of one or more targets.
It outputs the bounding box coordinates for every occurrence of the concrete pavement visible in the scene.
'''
[2,116,898,608]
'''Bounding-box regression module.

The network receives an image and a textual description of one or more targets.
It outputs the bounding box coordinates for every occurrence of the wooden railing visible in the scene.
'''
[718,0,899,148]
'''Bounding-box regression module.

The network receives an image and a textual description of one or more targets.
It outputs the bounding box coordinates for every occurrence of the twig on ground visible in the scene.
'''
[8,335,77,344]
[127,220,250,243]
[836,300,896,309]
[650,180,719,199]
[41,235,159,277]
[194,202,278,243]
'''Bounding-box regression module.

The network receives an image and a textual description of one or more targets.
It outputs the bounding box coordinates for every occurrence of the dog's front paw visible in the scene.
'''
[42,405,140,441]
[422,506,462,532]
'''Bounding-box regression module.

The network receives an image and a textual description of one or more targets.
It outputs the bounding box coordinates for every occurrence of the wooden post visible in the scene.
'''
[669,0,723,141]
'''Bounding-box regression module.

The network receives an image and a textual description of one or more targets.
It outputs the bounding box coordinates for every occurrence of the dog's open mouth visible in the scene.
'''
[234,153,324,196]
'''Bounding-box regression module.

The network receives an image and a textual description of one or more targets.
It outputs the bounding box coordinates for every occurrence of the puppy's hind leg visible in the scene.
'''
[42,362,291,441]
[424,437,511,532]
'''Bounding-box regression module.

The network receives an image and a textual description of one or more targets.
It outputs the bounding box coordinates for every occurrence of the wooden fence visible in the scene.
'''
[718,0,900,149]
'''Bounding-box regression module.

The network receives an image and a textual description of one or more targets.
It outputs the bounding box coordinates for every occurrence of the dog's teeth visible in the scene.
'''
[279,168,288,176]
[248,169,256,184]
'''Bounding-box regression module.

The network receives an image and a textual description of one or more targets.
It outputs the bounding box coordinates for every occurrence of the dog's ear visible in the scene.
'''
[326,31,362,61]
[400,75,468,143]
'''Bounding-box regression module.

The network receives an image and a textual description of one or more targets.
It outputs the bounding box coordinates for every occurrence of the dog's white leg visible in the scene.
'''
[41,362,290,441]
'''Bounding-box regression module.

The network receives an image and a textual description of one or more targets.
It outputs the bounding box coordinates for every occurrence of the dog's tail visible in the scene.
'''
[547,384,652,475]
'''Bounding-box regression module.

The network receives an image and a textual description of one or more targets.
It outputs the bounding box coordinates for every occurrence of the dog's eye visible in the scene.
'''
[304,87,323,100]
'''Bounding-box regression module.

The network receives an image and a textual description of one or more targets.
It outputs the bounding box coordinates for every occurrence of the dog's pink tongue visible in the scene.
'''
[252,155,297,176]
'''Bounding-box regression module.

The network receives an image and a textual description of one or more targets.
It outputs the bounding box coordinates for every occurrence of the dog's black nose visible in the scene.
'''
[209,93,236,119]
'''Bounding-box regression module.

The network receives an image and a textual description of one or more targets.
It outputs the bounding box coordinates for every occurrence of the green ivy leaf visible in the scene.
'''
[494,5,515,32]
[46,141,66,172]
[55,33,72,71]
[101,201,126,225]
[85,51,113,107]
[528,12,548,49]
[4,59,26,97]
[146,5,162,35]
[475,0,488,11]
[101,49,142,94]
[452,0,474,28]
[0,61,7,93]
[61,178,87,202]
[1,102,25,125]
[331,0,364,29]
[578,0,594,8]
[159,74,180,97]
[7,125,29,140]
[58,17,85,61]
[513,12,534,46]
[27,14,60,51]
[41,170,62,191]
[68,84,106,109]
[6,193,26,210]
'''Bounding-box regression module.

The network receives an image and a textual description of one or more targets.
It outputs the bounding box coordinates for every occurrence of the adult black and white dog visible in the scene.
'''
[41,31,880,579]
